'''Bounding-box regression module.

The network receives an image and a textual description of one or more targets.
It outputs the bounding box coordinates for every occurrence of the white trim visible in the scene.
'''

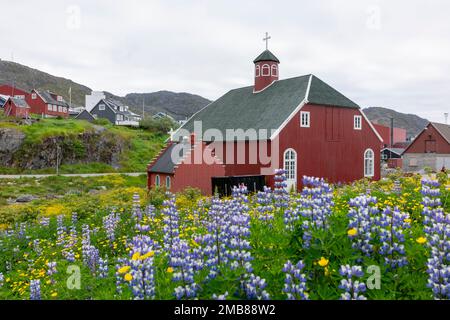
[271,64,278,77]
[359,109,384,142]
[270,99,307,140]
[283,148,297,190]
[354,115,362,130]
[253,79,278,94]
[364,148,375,177]
[300,111,310,128]
[155,175,160,187]
[166,176,171,189]
[261,64,270,76]
[255,65,261,77]
[305,74,313,101]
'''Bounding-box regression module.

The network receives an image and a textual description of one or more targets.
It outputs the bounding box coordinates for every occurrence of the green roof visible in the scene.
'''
[173,74,359,142]
[253,50,280,63]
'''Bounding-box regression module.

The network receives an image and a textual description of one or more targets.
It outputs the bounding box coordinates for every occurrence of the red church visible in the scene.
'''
[147,47,383,195]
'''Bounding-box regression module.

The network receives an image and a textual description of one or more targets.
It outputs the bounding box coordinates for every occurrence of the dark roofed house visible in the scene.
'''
[74,109,96,122]
[403,122,450,172]
[147,44,382,195]
[3,97,30,118]
[26,89,69,118]
[90,98,141,126]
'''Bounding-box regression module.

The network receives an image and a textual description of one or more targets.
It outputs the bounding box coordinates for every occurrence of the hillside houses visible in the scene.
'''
[90,98,141,126]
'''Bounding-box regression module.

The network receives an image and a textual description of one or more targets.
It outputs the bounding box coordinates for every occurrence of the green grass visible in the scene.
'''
[0,118,167,174]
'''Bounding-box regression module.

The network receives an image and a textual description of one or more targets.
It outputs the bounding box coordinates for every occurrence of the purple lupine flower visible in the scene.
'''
[98,257,108,279]
[171,239,199,299]
[132,193,143,221]
[375,206,410,268]
[127,235,157,300]
[0,273,4,288]
[339,265,367,300]
[30,279,41,300]
[296,176,333,247]
[47,261,57,284]
[212,291,229,300]
[348,195,379,258]
[56,215,66,246]
[244,274,270,300]
[255,186,275,221]
[103,211,120,242]
[162,194,180,251]
[421,179,450,299]
[71,212,78,225]
[282,260,309,300]
[33,239,42,256]
[274,169,289,208]
[81,225,100,273]
[39,217,50,227]
[201,197,231,279]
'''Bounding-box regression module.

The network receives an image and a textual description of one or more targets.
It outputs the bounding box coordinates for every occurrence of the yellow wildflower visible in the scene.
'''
[347,228,358,236]
[404,218,412,224]
[167,267,174,273]
[140,251,155,260]
[131,252,141,261]
[51,292,58,297]
[118,266,131,274]
[318,257,329,267]
[416,237,427,244]
[124,273,133,282]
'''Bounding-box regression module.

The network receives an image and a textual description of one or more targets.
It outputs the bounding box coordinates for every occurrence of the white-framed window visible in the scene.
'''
[364,149,375,177]
[255,65,260,77]
[284,148,297,181]
[47,105,52,111]
[261,64,270,76]
[31,93,37,99]
[381,153,388,160]
[354,115,362,130]
[58,106,62,112]
[117,114,124,121]
[271,64,278,77]
[166,176,171,189]
[155,175,160,187]
[99,104,105,111]
[53,105,57,111]
[119,106,123,112]
[14,95,25,99]
[300,111,310,127]
[57,96,63,101]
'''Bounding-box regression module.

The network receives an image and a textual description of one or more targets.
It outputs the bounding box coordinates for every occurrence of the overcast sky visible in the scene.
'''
[1,0,449,122]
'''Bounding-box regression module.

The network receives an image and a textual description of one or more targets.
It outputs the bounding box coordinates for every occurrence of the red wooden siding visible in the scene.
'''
[404,124,450,154]
[372,123,407,147]
[4,99,29,118]
[277,104,381,188]
[0,85,29,98]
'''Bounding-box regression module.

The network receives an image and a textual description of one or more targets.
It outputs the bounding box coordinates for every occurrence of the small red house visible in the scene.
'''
[148,48,383,195]
[402,122,450,172]
[26,89,69,118]
[3,97,30,118]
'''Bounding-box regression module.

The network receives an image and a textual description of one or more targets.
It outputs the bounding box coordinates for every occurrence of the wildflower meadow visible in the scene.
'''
[0,171,449,300]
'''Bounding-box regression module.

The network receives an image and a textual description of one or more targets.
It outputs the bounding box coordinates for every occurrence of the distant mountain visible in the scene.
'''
[363,107,429,139]
[0,59,211,120]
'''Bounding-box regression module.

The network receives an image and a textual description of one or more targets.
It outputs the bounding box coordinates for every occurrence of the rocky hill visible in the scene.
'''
[0,59,210,120]
[363,107,429,139]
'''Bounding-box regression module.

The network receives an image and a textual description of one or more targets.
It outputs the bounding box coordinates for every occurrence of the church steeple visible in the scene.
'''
[253,33,280,92]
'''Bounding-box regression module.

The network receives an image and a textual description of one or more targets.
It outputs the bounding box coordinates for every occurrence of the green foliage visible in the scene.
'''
[92,118,111,126]
[139,117,178,134]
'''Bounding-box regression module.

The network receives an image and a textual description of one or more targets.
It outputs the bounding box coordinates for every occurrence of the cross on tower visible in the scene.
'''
[263,32,271,50]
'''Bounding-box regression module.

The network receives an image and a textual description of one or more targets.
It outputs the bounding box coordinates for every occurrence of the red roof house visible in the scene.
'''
[0,84,30,100]
[147,48,383,195]
[3,97,30,118]
[26,89,69,118]
[402,122,450,172]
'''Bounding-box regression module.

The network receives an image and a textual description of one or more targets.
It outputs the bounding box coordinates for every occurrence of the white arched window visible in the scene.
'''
[364,149,375,177]
[284,149,297,181]
[271,64,278,77]
[255,65,260,77]
[261,64,270,76]
[155,175,160,187]
[166,176,171,189]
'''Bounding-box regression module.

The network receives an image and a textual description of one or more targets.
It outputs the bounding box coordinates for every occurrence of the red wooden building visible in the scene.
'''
[0,84,29,100]
[147,49,383,194]
[372,123,407,147]
[3,97,30,118]
[0,84,69,118]
[402,122,450,172]
[25,89,69,118]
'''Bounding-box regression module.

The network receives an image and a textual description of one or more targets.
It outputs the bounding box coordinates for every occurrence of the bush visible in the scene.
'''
[93,118,111,126]
[139,117,178,134]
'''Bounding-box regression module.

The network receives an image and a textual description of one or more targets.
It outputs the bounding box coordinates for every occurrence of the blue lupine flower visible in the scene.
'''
[212,291,229,300]
[339,265,366,300]
[30,279,41,300]
[282,260,309,300]
[244,273,270,300]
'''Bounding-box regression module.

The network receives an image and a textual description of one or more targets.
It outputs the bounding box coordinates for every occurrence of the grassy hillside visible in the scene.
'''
[0,117,167,174]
